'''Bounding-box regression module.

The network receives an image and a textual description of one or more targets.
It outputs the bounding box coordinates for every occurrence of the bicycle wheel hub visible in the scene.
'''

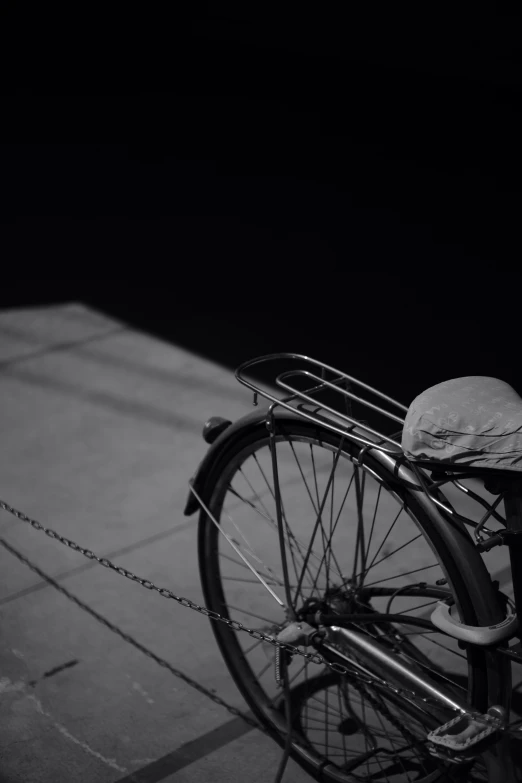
[298,585,358,623]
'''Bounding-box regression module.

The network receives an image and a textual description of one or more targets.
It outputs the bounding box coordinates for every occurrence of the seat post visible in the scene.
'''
[503,484,522,637]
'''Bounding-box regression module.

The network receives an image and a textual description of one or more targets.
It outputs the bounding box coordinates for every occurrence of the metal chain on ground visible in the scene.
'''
[0,497,515,737]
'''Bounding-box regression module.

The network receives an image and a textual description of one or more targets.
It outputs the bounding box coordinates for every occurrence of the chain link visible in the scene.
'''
[1,497,518,743]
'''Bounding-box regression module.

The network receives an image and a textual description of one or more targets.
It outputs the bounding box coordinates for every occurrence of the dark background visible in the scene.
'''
[2,6,520,408]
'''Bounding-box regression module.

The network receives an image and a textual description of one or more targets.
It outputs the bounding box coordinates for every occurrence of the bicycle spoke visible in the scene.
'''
[302,714,342,729]
[304,464,353,600]
[309,693,345,718]
[229,454,350,606]
[420,635,468,662]
[360,692,373,778]
[222,576,287,587]
[363,562,440,588]
[364,482,383,565]
[395,599,439,615]
[290,443,332,604]
[252,450,300,585]
[363,505,403,575]
[373,706,410,780]
[360,532,424,580]
[325,681,329,761]
[228,484,275,526]
[337,686,348,762]
[352,465,367,587]
[250,450,323,599]
[236,467,275,522]
[294,445,344,606]
[232,467,328,592]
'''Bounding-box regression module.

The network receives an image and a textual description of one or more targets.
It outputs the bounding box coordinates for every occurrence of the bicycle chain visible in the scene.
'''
[0,497,516,739]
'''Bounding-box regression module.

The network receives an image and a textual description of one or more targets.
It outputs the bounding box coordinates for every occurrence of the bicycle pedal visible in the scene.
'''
[427,708,505,760]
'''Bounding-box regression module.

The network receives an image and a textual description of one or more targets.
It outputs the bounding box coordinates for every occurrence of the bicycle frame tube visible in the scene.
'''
[322,626,472,715]
[503,489,522,641]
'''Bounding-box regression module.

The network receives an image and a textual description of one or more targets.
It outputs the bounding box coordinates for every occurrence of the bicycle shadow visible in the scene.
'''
[280,671,522,774]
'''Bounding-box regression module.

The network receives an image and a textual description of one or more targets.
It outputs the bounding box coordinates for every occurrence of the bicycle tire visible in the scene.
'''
[197,412,513,782]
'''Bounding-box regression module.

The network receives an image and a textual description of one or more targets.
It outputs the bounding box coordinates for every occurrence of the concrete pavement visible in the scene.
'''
[0,303,520,783]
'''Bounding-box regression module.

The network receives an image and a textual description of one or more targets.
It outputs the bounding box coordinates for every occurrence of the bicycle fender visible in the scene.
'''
[184,407,305,516]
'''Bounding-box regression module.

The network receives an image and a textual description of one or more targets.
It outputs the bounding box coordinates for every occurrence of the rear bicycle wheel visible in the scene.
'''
[198,414,511,782]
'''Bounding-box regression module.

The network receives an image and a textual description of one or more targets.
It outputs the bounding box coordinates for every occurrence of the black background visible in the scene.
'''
[2,6,521,407]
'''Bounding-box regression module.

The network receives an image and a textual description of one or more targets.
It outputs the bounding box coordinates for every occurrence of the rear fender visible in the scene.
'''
[184,407,305,516]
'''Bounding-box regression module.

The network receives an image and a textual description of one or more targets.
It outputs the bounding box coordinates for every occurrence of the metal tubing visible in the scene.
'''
[278,369,406,424]
[503,489,522,638]
[267,406,296,620]
[236,353,409,412]
[276,373,403,447]
[234,353,408,454]
[325,625,471,715]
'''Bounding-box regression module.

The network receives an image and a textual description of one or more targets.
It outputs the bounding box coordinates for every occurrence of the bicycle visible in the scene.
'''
[184,353,522,783]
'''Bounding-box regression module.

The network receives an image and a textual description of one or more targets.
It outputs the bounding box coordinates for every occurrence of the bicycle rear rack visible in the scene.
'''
[235,353,408,456]
[235,354,508,548]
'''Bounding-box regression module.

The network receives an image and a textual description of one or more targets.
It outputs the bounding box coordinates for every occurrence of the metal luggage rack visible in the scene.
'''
[235,354,509,542]
[235,353,408,456]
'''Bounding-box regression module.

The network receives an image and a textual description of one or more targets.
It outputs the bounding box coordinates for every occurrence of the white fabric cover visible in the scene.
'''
[402,376,522,471]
